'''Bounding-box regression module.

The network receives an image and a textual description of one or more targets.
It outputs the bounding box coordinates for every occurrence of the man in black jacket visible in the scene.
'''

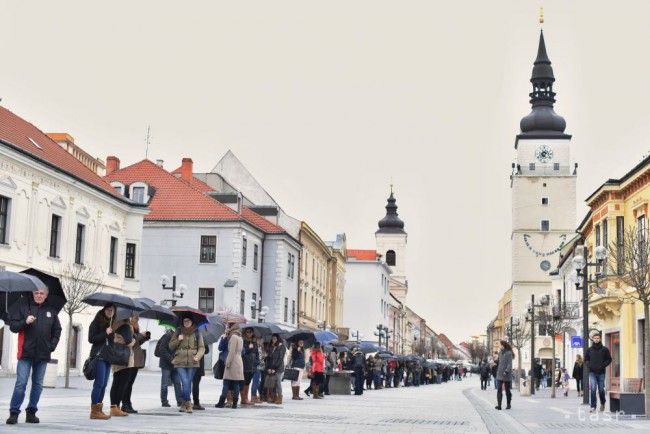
[585,332,612,412]
[7,287,62,425]
[352,349,365,395]
[157,328,182,407]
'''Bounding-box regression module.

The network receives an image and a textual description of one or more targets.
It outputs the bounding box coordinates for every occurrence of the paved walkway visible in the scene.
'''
[0,372,648,433]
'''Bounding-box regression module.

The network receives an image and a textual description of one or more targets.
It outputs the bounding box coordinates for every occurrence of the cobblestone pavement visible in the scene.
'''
[0,373,649,433]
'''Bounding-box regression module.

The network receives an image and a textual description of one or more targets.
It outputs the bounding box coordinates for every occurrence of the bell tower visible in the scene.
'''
[375,187,407,291]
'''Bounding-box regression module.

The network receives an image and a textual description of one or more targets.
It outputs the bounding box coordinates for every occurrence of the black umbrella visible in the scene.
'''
[135,297,156,309]
[0,271,46,321]
[20,269,67,313]
[139,304,176,322]
[199,315,226,345]
[82,292,144,310]
[285,329,316,347]
[325,341,349,353]
[242,322,286,338]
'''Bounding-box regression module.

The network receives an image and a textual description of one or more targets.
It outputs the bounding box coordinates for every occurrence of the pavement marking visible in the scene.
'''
[548,406,574,416]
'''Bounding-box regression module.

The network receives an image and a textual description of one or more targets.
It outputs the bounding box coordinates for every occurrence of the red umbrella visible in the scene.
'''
[171,306,208,326]
[214,310,247,324]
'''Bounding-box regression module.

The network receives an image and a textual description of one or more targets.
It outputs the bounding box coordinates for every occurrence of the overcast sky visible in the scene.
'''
[2,1,650,343]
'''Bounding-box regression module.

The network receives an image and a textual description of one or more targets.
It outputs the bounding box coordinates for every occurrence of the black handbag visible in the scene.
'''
[83,356,97,380]
[213,359,225,379]
[264,373,277,389]
[98,342,129,366]
[283,368,299,381]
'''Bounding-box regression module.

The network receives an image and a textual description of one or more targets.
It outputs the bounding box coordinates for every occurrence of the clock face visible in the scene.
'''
[535,145,554,163]
[523,234,567,258]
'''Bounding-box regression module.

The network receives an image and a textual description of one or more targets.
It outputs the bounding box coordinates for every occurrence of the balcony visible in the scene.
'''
[514,164,573,177]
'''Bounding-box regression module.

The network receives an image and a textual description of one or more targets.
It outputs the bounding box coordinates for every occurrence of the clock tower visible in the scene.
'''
[510,30,577,332]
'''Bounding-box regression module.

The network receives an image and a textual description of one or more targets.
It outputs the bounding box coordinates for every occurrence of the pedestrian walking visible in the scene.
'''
[266,333,286,404]
[479,361,490,390]
[572,354,584,397]
[6,286,62,425]
[560,367,571,397]
[352,348,365,395]
[241,327,259,405]
[169,316,205,413]
[310,342,326,399]
[289,339,306,400]
[585,332,612,413]
[494,340,513,410]
[121,315,150,414]
[216,324,244,409]
[155,328,182,407]
[109,318,135,417]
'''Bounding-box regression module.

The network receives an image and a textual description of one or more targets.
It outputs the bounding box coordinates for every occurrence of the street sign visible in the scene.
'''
[571,336,583,348]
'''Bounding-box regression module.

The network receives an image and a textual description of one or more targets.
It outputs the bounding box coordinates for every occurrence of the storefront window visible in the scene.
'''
[607,332,620,379]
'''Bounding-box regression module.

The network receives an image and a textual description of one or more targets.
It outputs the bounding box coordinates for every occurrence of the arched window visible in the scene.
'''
[386,250,396,266]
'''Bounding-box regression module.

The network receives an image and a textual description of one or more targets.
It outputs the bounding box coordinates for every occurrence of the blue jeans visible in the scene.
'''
[589,372,606,408]
[91,360,112,404]
[220,379,241,399]
[251,370,261,397]
[176,368,196,402]
[161,368,182,404]
[10,359,48,415]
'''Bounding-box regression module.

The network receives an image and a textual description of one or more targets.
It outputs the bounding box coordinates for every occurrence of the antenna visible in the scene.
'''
[145,125,151,159]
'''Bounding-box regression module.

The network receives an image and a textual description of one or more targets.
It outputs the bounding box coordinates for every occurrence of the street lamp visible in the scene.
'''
[374,324,384,347]
[382,326,392,351]
[161,274,185,306]
[573,244,608,406]
[317,320,328,330]
[250,299,269,323]
[351,330,363,344]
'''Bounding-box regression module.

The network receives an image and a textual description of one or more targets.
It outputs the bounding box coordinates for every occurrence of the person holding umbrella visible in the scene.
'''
[241,327,259,405]
[109,316,135,417]
[266,333,286,404]
[88,304,116,420]
[121,315,150,414]
[169,315,205,413]
[6,284,62,425]
[216,324,244,409]
[289,339,306,400]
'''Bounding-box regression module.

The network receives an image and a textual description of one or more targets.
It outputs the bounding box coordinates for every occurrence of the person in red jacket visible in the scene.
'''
[310,343,326,399]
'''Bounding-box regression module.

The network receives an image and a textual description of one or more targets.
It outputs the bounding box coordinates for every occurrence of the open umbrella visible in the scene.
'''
[83,292,144,310]
[325,341,349,353]
[135,297,156,309]
[358,341,380,354]
[314,330,338,344]
[172,306,208,327]
[241,322,286,338]
[21,269,67,313]
[138,304,176,322]
[285,329,315,347]
[199,315,226,345]
[0,271,46,321]
[214,310,247,324]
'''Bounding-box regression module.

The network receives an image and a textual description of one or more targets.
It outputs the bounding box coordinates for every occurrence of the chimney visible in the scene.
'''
[181,158,193,182]
[156,159,164,168]
[106,156,120,176]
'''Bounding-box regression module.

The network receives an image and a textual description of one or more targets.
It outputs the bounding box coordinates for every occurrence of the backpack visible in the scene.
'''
[154,337,165,358]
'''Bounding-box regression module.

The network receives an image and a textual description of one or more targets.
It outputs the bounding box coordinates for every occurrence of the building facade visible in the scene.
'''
[298,221,332,330]
[0,108,147,374]
[327,233,347,338]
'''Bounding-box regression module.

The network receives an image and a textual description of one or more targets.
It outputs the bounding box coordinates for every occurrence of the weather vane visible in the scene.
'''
[539,6,544,25]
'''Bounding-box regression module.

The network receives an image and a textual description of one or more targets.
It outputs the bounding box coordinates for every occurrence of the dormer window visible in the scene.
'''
[110,182,125,196]
[128,182,149,204]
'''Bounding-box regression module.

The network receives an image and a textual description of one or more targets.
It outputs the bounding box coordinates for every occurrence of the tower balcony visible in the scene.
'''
[514,164,574,177]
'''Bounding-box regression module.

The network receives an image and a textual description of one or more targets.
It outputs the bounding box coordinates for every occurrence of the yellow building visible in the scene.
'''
[327,234,347,338]
[581,157,650,387]
[298,222,333,331]
[490,289,512,354]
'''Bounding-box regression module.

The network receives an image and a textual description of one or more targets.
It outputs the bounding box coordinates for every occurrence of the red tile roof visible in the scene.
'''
[347,249,378,261]
[0,106,131,204]
[108,160,287,234]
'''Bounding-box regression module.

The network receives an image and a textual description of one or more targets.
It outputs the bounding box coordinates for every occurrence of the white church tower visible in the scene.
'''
[376,188,408,300]
[510,31,577,323]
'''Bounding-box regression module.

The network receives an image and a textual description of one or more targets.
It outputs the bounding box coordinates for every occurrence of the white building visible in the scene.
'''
[343,249,391,345]
[509,31,577,370]
[0,107,147,374]
[106,157,300,368]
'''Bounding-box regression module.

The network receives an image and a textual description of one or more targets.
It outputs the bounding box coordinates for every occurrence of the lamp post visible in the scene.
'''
[351,330,362,344]
[382,326,392,351]
[161,274,186,306]
[525,294,550,395]
[250,300,269,323]
[317,320,328,330]
[374,324,384,347]
[572,244,608,406]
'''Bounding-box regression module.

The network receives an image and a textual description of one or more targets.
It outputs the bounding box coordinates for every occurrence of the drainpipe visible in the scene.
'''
[258,235,265,322]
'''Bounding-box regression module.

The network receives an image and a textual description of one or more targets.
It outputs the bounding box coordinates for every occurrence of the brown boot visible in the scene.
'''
[185,401,193,413]
[274,394,283,405]
[292,386,303,400]
[110,405,128,417]
[313,385,322,399]
[266,390,275,404]
[240,385,251,405]
[90,403,111,420]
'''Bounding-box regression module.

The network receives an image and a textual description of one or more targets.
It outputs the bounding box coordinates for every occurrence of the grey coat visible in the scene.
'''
[496,349,513,382]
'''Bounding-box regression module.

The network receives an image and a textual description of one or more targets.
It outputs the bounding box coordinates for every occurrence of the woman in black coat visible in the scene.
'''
[572,354,584,397]
[88,304,115,420]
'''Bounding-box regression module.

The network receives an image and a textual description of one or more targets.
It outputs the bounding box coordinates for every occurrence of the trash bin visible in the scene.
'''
[43,359,58,388]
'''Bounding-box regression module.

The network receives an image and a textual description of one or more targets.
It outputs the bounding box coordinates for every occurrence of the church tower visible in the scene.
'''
[376,188,408,299]
[510,30,577,325]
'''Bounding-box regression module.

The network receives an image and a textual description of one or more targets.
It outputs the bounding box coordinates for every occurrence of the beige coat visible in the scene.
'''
[223,330,244,381]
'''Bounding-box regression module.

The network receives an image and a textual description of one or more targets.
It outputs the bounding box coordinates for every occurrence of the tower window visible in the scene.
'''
[553,163,560,171]
[542,197,548,205]
[541,220,550,231]
[543,183,547,187]
[386,250,396,266]
[529,163,536,171]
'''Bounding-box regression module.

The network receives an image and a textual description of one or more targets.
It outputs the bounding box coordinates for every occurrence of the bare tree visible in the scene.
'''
[58,264,103,388]
[537,303,578,398]
[466,341,489,364]
[607,226,650,415]
[508,318,530,388]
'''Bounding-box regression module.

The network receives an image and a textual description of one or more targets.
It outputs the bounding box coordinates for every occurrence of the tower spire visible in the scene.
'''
[519,28,567,136]
[376,188,405,234]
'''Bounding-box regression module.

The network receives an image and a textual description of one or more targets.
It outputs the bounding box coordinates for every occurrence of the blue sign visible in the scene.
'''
[571,336,583,348]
